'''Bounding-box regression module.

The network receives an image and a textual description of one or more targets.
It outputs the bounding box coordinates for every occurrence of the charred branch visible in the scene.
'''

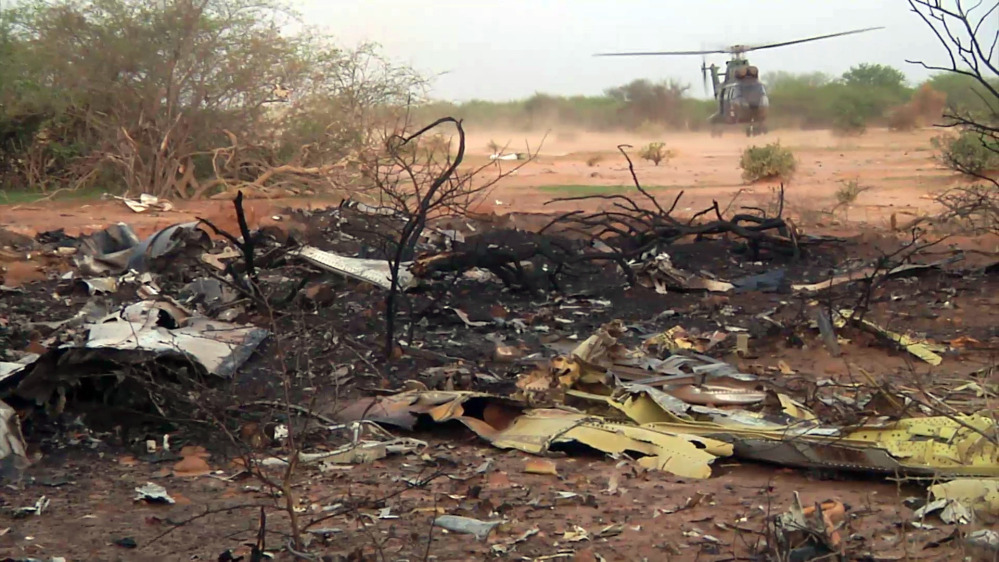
[197,190,263,298]
[410,160,825,292]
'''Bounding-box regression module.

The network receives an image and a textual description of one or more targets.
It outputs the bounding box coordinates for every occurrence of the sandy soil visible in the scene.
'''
[4,126,989,289]
[463,127,967,225]
[1,127,975,241]
[0,440,923,561]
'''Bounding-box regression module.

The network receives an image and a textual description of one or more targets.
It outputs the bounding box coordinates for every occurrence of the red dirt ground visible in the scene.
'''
[0,127,978,235]
[1,126,996,561]
[4,127,992,288]
[1,441,932,561]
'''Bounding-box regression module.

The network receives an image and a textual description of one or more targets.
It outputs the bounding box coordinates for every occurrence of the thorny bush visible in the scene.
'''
[932,130,999,177]
[638,141,673,166]
[740,142,796,183]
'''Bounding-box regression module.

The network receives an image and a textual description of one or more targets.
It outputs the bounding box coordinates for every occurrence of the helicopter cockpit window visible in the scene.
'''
[738,82,769,106]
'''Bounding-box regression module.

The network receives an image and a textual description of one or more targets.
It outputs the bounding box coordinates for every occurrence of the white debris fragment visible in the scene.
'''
[134,482,175,504]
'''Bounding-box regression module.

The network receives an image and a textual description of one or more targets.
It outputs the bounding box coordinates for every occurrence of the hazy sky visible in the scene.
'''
[298,0,991,102]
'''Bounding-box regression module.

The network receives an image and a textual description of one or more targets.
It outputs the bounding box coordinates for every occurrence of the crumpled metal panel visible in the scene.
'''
[293,246,415,290]
[85,315,268,378]
[845,415,999,476]
[0,400,28,480]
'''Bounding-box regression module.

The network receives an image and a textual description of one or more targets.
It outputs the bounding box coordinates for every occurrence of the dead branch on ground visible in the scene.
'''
[935,184,999,233]
[544,146,802,269]
[195,130,368,200]
[411,146,839,292]
[840,228,952,325]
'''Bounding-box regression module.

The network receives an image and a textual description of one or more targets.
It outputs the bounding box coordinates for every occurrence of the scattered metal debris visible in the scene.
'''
[81,300,269,378]
[1,190,997,560]
[0,400,28,481]
[293,245,415,290]
[772,492,845,561]
[11,495,50,518]
[434,515,502,541]
[134,482,175,504]
[114,193,174,213]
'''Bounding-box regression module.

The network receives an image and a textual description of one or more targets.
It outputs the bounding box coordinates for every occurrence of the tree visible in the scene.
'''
[606,79,691,129]
[842,63,909,93]
[764,71,835,128]
[355,118,541,358]
[923,72,999,118]
[907,0,999,231]
[523,93,562,129]
[767,71,833,90]
[0,0,424,196]
[821,64,914,134]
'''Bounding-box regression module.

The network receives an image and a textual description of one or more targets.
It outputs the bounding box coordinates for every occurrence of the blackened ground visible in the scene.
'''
[3,207,998,561]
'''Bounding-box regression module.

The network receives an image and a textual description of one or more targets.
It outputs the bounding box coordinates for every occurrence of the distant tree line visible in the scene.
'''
[0,0,994,197]
[417,63,998,135]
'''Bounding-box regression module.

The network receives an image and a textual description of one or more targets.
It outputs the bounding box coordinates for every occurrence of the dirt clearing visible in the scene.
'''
[463,128,965,225]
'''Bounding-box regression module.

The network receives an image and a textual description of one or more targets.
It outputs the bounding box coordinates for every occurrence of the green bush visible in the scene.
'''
[740,142,796,182]
[924,73,999,118]
[638,142,673,166]
[932,130,999,176]
[830,96,869,136]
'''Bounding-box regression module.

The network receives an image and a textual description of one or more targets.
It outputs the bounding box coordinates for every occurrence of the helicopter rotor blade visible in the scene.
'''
[593,26,884,58]
[593,48,727,57]
[733,26,885,54]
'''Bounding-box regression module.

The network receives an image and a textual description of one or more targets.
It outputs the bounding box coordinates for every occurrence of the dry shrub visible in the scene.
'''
[835,178,871,206]
[421,134,452,159]
[638,142,673,166]
[932,130,999,176]
[887,104,921,131]
[586,154,604,167]
[740,142,796,182]
[889,84,947,131]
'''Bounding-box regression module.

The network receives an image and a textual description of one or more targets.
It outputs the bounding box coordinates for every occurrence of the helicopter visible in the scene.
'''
[594,27,885,137]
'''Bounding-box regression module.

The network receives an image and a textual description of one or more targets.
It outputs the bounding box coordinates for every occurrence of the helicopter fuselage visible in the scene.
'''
[705,60,769,133]
[594,26,883,137]
[715,80,769,125]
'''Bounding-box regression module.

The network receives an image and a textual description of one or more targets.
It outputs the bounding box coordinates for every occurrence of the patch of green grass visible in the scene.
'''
[538,184,648,196]
[882,174,951,182]
[0,186,108,205]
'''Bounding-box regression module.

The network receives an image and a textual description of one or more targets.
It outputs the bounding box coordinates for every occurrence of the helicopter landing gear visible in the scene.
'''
[745,123,767,137]
[710,125,723,138]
